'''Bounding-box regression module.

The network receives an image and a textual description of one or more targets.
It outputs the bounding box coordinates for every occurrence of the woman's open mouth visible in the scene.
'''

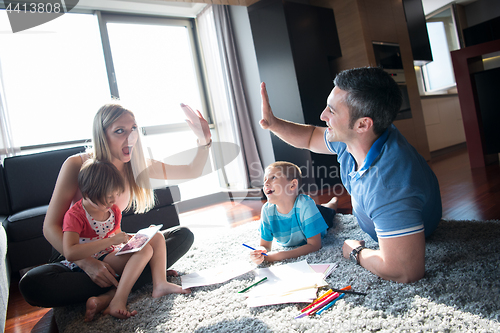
[122,146,132,155]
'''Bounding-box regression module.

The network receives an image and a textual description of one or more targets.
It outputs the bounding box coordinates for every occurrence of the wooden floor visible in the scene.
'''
[4,147,500,333]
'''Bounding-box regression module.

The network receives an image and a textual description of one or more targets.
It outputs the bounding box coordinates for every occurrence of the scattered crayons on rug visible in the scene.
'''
[295,285,365,318]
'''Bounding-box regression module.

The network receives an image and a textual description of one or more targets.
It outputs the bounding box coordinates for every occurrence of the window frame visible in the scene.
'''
[0,8,214,152]
[419,4,463,94]
[96,11,213,133]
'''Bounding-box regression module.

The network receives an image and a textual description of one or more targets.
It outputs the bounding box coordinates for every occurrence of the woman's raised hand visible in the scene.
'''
[181,103,211,146]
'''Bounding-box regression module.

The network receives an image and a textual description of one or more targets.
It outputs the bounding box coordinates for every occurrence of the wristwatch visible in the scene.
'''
[350,246,365,265]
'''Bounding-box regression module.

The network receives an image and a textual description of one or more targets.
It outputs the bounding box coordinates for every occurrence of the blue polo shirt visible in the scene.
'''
[260,194,328,247]
[325,125,442,241]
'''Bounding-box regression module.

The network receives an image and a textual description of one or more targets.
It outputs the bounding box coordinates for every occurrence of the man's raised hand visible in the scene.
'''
[259,82,276,130]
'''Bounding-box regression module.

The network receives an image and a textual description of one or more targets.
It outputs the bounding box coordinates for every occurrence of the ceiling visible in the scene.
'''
[77,0,481,19]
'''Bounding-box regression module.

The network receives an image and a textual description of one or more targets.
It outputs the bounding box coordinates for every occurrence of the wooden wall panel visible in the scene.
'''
[312,0,370,71]
[361,0,398,43]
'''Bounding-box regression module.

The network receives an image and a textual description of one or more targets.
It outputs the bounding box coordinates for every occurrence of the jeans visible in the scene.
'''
[19,226,194,308]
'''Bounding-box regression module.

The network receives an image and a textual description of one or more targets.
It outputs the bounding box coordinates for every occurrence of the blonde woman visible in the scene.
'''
[19,103,211,321]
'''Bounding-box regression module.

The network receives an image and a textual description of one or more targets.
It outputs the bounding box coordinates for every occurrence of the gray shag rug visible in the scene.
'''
[54,213,500,332]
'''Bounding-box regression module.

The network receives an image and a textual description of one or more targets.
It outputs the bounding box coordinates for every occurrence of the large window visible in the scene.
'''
[0,12,110,148]
[0,9,221,201]
[102,14,207,127]
[420,5,462,93]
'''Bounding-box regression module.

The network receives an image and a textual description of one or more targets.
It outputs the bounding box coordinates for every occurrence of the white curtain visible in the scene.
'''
[0,58,18,163]
[197,5,264,189]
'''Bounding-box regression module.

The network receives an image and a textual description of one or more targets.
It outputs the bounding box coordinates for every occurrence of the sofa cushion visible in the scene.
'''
[121,205,180,233]
[5,206,47,242]
[3,146,86,214]
[4,187,181,243]
[157,185,181,205]
[7,236,52,273]
[120,186,181,232]
[122,186,181,217]
[7,187,181,240]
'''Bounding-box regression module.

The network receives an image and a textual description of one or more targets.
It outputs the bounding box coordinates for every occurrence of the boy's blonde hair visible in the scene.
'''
[267,161,302,188]
[79,159,125,207]
[91,104,154,213]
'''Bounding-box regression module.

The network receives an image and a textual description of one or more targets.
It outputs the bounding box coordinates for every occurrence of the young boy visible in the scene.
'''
[61,159,189,320]
[249,161,336,264]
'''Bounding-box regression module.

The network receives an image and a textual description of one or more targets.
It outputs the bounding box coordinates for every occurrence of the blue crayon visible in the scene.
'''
[242,243,268,256]
[316,293,345,315]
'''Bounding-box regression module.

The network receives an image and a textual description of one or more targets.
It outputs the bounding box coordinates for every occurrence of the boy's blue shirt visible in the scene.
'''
[260,194,328,247]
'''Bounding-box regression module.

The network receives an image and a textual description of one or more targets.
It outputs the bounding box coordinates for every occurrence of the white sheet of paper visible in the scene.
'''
[245,288,317,307]
[243,260,327,307]
[181,262,254,289]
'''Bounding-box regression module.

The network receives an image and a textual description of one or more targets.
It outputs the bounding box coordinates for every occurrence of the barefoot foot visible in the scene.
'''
[321,196,338,211]
[85,289,116,322]
[167,269,178,277]
[106,307,138,319]
[105,299,138,319]
[84,297,98,322]
[152,281,191,298]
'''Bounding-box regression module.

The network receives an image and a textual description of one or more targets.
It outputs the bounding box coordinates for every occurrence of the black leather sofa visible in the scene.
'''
[0,146,181,274]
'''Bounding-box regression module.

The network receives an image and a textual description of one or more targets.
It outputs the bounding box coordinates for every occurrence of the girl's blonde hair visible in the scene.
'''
[91,104,155,213]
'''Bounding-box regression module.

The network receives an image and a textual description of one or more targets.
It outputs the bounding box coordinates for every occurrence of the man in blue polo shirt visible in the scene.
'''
[259,67,442,283]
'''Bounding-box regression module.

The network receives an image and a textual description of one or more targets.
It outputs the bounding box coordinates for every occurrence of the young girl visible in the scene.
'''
[62,159,189,319]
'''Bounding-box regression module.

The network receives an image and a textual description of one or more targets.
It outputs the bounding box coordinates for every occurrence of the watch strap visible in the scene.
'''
[350,245,365,265]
